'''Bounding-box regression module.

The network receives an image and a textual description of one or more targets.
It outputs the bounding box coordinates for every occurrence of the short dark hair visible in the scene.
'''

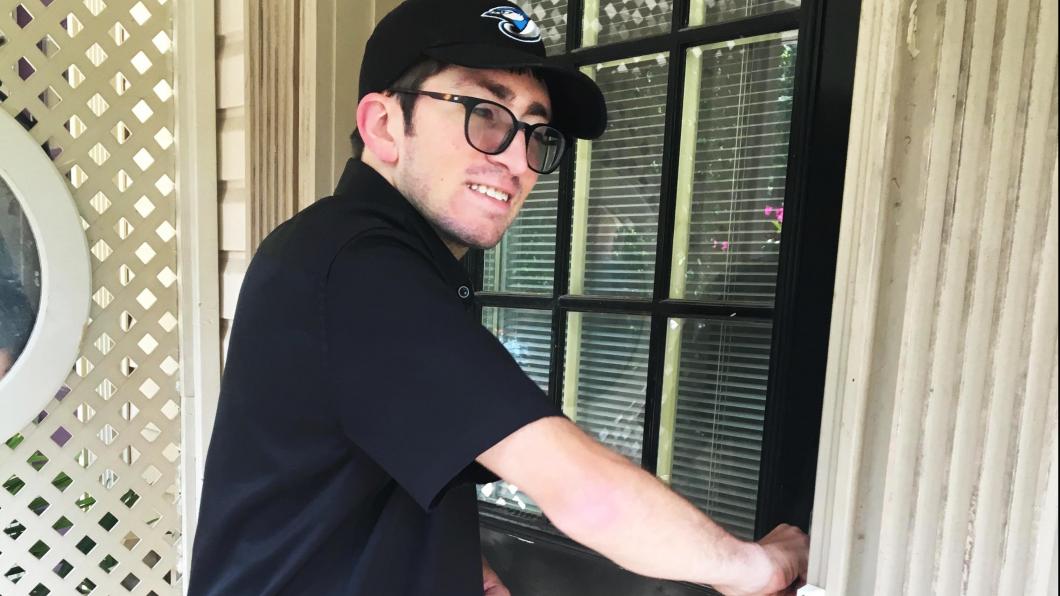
[350,58,450,160]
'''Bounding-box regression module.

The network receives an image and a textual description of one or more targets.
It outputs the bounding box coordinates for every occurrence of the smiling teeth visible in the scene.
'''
[469,184,510,203]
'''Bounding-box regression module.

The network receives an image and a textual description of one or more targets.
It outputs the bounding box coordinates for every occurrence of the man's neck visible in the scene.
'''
[441,237,469,260]
[361,154,396,187]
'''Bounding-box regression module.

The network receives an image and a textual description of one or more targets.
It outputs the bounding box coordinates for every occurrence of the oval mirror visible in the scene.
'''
[0,109,91,439]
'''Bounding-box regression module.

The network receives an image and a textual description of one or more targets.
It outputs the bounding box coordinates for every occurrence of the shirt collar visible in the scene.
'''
[334,159,474,299]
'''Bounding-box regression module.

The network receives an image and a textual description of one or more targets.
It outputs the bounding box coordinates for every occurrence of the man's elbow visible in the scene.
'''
[541,475,627,545]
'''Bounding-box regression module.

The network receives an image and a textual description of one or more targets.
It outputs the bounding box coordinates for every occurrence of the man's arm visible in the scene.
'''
[477,416,806,595]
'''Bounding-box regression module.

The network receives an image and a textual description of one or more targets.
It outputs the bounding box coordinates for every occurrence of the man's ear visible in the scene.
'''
[356,93,400,164]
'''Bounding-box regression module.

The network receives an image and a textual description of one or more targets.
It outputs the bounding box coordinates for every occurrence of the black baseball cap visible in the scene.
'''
[359,0,607,140]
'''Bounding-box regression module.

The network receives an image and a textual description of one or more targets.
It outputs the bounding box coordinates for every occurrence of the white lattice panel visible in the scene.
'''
[0,0,180,594]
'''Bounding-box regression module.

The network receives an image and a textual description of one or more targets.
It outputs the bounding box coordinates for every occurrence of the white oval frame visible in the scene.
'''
[0,110,91,439]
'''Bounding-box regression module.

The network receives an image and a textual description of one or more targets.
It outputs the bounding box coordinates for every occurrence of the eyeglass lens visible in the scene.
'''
[466,102,565,173]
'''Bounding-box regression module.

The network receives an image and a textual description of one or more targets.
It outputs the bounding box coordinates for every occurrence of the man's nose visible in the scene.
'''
[486,129,530,176]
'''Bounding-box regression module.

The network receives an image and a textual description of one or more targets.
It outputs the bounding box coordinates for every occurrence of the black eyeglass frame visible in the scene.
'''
[389,88,569,174]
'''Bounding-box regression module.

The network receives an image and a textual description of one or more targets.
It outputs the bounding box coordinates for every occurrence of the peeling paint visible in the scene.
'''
[906,0,921,58]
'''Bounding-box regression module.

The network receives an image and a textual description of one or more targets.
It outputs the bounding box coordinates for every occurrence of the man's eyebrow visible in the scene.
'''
[460,74,552,120]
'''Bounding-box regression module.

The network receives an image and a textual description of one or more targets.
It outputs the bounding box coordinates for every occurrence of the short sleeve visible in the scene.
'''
[324,238,561,511]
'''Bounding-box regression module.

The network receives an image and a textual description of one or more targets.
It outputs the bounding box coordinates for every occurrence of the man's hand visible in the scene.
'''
[712,524,809,596]
[482,556,510,596]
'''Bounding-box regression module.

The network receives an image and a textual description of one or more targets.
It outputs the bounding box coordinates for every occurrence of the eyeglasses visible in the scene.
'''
[389,89,568,174]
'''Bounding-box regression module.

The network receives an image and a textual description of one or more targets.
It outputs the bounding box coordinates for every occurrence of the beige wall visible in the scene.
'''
[810,0,1058,594]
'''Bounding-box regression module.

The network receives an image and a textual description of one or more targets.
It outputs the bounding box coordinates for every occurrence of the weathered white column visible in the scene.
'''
[809,0,1059,594]
[245,0,301,253]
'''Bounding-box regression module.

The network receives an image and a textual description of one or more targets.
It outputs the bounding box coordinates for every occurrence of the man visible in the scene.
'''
[188,2,808,595]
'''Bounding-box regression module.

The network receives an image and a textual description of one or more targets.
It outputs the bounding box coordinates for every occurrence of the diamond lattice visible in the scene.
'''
[1,0,181,593]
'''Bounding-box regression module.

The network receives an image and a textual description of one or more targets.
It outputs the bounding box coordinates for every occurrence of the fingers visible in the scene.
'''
[758,524,810,593]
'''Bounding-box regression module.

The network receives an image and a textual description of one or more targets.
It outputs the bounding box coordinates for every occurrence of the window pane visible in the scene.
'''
[479,478,540,515]
[1,176,42,374]
[657,318,772,539]
[483,172,558,294]
[563,312,651,463]
[522,0,569,55]
[571,54,668,298]
[481,306,553,392]
[671,33,798,304]
[585,0,672,47]
[478,307,554,516]
[692,0,800,27]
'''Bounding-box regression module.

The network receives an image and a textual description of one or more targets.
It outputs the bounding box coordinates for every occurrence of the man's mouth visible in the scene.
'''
[467,183,511,203]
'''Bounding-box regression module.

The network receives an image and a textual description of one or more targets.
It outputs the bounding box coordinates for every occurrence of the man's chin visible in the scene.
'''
[469,236,503,250]
[436,227,505,255]
[453,228,507,251]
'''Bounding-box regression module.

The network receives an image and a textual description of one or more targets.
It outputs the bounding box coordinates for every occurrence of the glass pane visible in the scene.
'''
[657,318,771,539]
[483,172,558,294]
[571,54,668,298]
[672,33,798,305]
[585,0,672,47]
[479,307,554,516]
[1,175,42,380]
[562,312,650,463]
[523,0,569,55]
[692,0,800,27]
[481,306,553,392]
[478,478,540,515]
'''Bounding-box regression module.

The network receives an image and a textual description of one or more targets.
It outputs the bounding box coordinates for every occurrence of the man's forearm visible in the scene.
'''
[543,438,770,589]
[479,417,794,593]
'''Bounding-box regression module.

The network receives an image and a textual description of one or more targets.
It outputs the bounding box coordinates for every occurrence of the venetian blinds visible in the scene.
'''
[482,307,553,391]
[483,176,559,295]
[660,318,773,539]
[572,54,669,298]
[563,312,651,463]
[677,33,798,305]
[696,0,801,26]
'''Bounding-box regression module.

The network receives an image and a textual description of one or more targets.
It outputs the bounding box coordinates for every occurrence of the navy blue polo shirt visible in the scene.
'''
[187,160,561,595]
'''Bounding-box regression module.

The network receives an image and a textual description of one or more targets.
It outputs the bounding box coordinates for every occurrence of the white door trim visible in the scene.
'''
[173,0,221,587]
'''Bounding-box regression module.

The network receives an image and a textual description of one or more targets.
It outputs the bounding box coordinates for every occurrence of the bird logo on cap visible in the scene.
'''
[481,6,542,43]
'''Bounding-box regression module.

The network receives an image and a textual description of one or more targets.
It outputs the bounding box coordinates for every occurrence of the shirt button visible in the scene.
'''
[457,285,471,299]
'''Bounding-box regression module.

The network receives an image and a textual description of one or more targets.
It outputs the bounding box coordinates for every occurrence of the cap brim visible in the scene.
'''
[424,43,607,140]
